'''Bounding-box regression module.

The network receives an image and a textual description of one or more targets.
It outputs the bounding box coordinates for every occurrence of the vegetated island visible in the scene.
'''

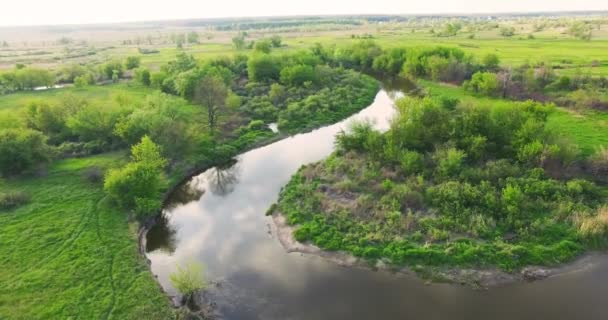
[269,95,608,287]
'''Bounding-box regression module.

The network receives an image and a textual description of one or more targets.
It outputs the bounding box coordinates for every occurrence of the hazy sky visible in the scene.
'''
[2,0,607,26]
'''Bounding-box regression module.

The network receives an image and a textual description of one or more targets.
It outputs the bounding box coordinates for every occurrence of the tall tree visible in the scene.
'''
[194,76,228,132]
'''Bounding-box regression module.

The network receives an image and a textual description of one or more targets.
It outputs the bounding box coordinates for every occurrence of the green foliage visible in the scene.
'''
[254,39,273,53]
[0,154,174,318]
[134,67,151,86]
[102,60,124,79]
[169,261,207,296]
[500,27,516,37]
[125,56,141,70]
[464,72,499,96]
[0,67,55,92]
[482,53,500,71]
[273,95,606,272]
[247,54,281,82]
[0,128,54,176]
[103,136,167,216]
[280,64,316,86]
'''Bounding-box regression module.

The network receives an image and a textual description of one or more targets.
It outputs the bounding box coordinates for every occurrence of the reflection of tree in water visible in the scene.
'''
[378,76,419,100]
[207,159,240,197]
[145,214,178,254]
[164,176,206,210]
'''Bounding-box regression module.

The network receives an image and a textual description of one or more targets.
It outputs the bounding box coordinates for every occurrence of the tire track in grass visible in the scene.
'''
[16,198,96,278]
[94,197,118,320]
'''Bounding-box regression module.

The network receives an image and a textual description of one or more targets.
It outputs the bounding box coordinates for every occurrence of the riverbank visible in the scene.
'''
[270,212,603,288]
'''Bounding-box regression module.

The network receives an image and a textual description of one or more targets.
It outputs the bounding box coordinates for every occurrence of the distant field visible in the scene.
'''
[2,17,608,77]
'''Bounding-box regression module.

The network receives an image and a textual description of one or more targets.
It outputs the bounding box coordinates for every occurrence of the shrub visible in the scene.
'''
[103,136,167,216]
[576,206,608,243]
[169,261,207,302]
[400,150,424,175]
[0,191,30,210]
[482,53,500,71]
[0,129,54,176]
[589,147,608,177]
[434,147,466,178]
[464,72,498,96]
[125,56,141,70]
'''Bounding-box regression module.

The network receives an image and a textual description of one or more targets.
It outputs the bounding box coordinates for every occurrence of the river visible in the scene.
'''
[145,79,608,320]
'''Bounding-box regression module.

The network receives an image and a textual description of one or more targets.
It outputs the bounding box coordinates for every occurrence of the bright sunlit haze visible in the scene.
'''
[2,0,608,26]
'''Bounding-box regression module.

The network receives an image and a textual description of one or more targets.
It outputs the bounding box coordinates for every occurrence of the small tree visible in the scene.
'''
[134,67,151,86]
[194,76,228,132]
[232,35,246,50]
[187,31,199,44]
[0,129,53,176]
[482,54,500,71]
[270,35,282,47]
[125,56,141,70]
[253,39,272,54]
[103,136,167,216]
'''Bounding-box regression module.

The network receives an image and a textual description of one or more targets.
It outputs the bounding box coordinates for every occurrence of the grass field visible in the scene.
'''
[421,80,608,156]
[0,153,174,319]
[0,82,155,111]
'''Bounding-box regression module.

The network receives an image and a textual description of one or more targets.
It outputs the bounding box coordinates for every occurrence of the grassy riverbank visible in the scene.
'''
[0,59,379,318]
[271,91,608,273]
[0,153,175,319]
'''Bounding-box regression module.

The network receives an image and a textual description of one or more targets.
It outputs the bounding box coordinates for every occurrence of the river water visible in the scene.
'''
[145,79,608,320]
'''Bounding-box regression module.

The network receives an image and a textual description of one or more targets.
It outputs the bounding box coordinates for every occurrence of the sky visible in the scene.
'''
[1,0,607,27]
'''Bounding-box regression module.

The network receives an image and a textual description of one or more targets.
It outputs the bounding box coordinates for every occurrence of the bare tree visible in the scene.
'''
[194,76,228,132]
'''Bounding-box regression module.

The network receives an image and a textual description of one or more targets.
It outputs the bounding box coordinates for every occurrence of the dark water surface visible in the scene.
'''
[146,80,608,320]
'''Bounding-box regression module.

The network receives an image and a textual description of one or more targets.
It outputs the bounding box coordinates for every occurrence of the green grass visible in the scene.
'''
[0,152,174,319]
[421,80,608,156]
[0,83,155,112]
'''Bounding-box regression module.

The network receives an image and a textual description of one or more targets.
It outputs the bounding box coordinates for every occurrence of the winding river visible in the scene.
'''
[145,79,608,320]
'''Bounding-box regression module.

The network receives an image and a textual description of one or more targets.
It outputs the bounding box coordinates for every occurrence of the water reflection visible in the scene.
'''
[165,176,207,210]
[208,160,241,197]
[145,78,608,320]
[145,214,178,254]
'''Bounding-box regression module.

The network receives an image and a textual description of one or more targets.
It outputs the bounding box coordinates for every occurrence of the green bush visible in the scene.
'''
[0,129,54,176]
[103,136,167,216]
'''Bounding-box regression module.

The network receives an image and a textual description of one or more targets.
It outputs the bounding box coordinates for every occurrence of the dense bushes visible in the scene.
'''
[103,136,167,216]
[272,96,606,271]
[0,67,55,93]
[0,129,54,176]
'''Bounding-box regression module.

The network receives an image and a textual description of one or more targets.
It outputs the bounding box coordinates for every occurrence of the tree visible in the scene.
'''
[247,54,281,82]
[102,60,124,79]
[568,21,592,41]
[103,136,167,216]
[280,64,316,86]
[194,76,228,131]
[464,71,499,96]
[187,31,199,44]
[0,129,53,176]
[482,54,500,71]
[134,67,151,86]
[253,39,272,54]
[499,27,515,37]
[125,56,141,70]
[232,34,246,50]
[270,35,282,47]
[169,261,207,306]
